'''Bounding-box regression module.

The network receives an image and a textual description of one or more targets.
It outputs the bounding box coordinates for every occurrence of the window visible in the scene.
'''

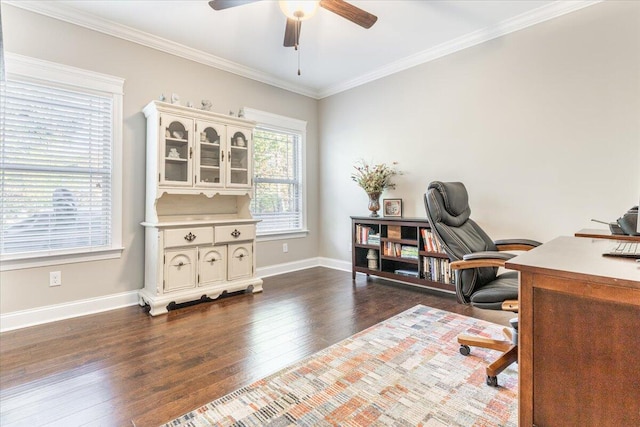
[243,108,306,237]
[1,54,124,270]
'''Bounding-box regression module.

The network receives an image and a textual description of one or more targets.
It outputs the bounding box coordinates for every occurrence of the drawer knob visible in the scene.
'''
[184,232,196,242]
[231,229,241,238]
[237,253,244,259]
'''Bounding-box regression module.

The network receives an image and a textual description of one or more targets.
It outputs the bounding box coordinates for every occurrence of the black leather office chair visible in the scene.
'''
[424,181,541,386]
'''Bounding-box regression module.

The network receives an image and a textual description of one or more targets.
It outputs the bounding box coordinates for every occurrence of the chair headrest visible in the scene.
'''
[426,181,471,226]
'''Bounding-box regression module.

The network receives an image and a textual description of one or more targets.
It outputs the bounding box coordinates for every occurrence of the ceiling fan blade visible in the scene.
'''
[319,0,377,29]
[283,18,302,47]
[208,0,260,11]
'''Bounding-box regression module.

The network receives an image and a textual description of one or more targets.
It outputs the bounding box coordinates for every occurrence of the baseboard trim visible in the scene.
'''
[0,290,140,333]
[256,257,322,278]
[317,257,351,272]
[1,258,350,332]
[256,257,351,278]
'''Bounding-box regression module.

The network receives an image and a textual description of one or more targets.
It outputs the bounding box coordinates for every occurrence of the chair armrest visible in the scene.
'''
[494,238,542,251]
[464,251,515,261]
[451,251,514,270]
[502,300,519,312]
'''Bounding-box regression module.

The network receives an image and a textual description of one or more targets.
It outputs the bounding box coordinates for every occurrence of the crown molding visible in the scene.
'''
[5,0,600,100]
[3,0,319,98]
[318,0,602,98]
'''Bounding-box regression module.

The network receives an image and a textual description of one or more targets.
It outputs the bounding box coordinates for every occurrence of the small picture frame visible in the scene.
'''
[383,199,402,217]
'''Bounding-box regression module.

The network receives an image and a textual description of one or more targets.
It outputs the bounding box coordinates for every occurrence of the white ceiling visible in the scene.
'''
[7,0,598,98]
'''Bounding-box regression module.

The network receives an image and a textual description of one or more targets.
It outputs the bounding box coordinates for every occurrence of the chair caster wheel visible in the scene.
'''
[459,345,471,356]
[486,376,498,387]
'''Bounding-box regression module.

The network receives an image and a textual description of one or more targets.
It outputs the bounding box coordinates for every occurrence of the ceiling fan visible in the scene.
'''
[208,0,377,48]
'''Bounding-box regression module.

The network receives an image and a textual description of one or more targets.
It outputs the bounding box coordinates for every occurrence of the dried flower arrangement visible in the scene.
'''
[351,160,400,195]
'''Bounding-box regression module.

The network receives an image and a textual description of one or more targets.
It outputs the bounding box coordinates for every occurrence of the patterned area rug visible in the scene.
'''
[163,305,517,426]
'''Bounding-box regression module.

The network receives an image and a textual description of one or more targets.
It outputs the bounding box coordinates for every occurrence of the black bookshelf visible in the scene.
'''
[351,216,455,293]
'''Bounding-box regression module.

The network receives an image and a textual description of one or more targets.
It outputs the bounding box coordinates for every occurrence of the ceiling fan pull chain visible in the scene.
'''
[296,16,301,75]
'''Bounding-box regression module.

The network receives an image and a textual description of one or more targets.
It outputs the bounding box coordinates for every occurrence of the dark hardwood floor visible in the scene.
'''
[0,267,512,427]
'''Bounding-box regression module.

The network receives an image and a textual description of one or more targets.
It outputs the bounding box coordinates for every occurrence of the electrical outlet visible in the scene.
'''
[282,243,288,253]
[50,271,62,287]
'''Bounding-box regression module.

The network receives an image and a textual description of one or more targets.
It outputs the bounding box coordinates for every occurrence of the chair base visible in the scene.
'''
[458,327,518,386]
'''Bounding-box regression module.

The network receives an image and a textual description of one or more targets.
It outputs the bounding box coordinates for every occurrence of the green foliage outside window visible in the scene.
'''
[251,128,302,233]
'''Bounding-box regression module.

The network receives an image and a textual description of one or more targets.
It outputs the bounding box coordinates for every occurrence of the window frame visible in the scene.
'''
[1,53,124,271]
[243,107,308,241]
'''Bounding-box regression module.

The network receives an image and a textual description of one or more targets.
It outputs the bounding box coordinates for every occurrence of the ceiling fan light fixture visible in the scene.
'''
[279,0,319,21]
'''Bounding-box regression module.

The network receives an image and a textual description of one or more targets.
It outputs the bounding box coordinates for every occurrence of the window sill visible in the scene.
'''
[257,230,309,242]
[0,247,124,271]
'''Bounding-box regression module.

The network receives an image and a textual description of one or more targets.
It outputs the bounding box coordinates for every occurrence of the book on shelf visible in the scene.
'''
[400,245,419,259]
[355,224,379,245]
[394,269,419,277]
[422,256,456,284]
[383,241,403,257]
[387,225,401,240]
[382,243,419,259]
[421,228,444,253]
[368,234,380,245]
[383,241,391,256]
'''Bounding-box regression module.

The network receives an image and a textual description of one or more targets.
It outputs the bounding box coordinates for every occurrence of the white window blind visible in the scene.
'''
[251,127,303,234]
[1,56,123,265]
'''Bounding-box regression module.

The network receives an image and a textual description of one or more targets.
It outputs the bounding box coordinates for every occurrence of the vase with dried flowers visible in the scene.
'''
[351,160,399,217]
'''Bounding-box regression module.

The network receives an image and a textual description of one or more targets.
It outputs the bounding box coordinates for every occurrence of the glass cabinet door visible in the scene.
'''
[161,115,193,186]
[195,120,226,187]
[226,126,252,188]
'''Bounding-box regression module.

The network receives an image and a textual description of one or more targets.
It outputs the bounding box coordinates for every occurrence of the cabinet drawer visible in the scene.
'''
[164,227,213,248]
[214,224,255,244]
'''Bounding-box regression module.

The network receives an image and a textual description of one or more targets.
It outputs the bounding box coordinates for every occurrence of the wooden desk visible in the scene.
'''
[575,228,640,242]
[505,237,640,426]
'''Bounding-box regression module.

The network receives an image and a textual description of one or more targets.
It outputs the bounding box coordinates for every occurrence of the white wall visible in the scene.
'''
[318,1,640,261]
[0,5,319,316]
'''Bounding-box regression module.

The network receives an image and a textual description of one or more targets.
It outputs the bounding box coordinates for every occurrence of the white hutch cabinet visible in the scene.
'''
[139,101,262,316]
